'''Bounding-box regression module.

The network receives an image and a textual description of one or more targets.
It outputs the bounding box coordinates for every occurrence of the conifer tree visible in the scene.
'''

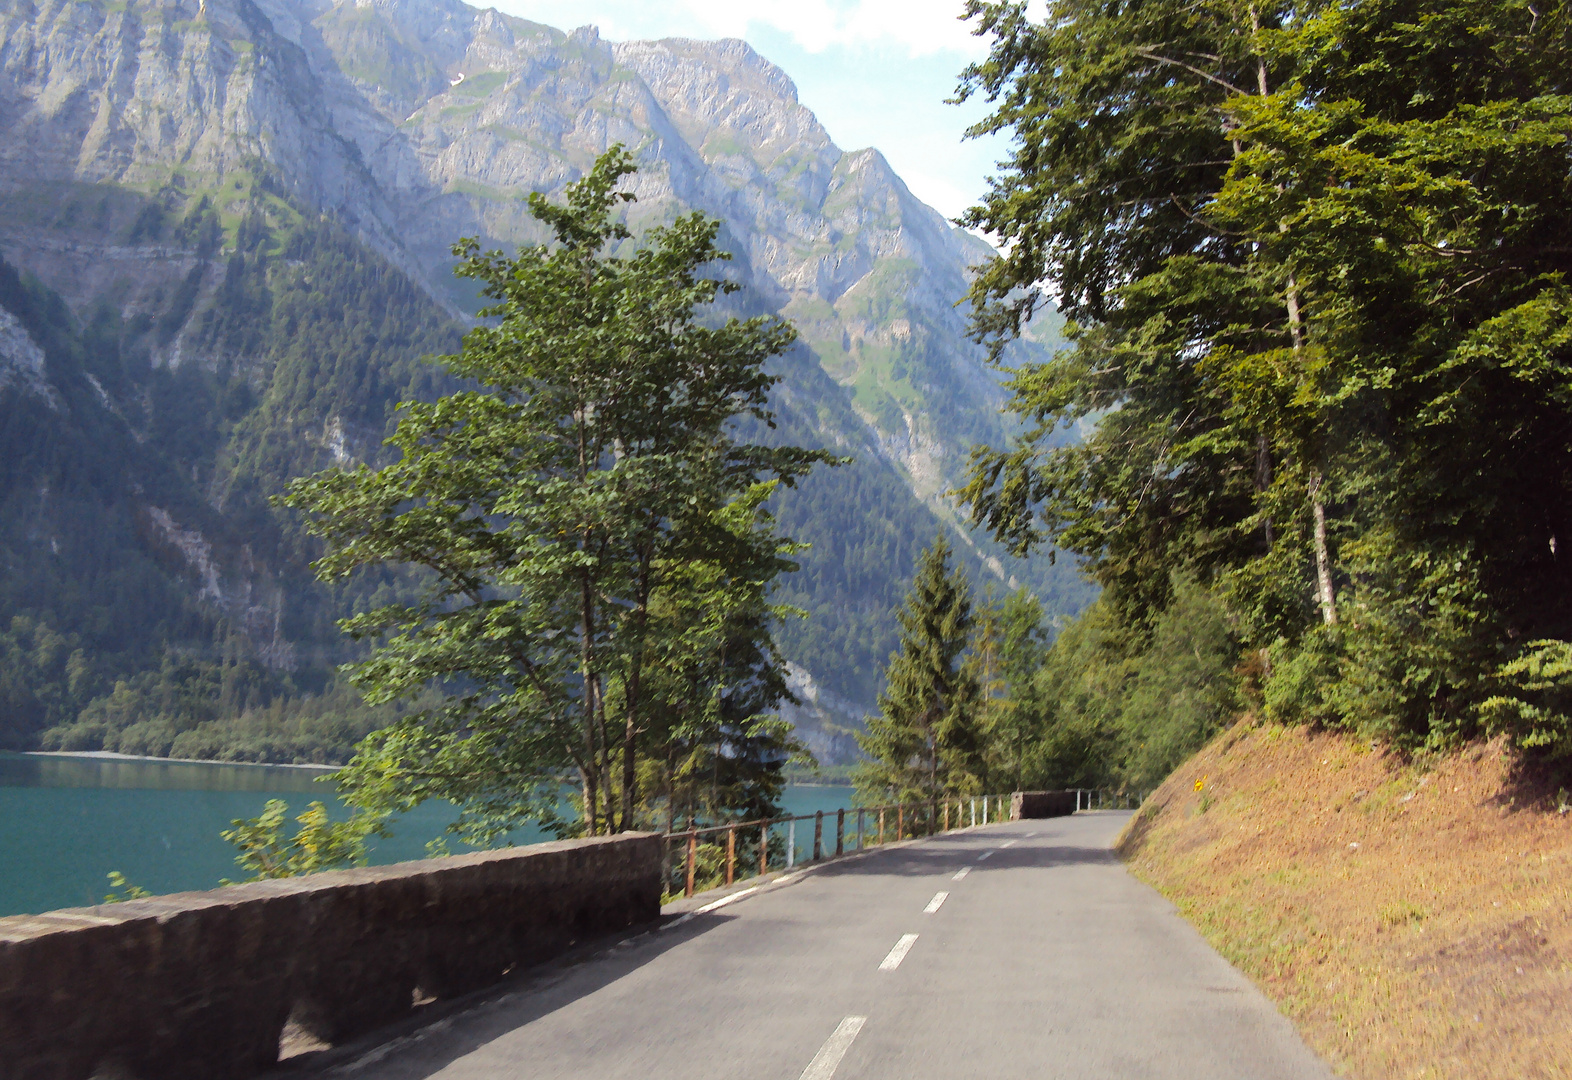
[854,536,983,805]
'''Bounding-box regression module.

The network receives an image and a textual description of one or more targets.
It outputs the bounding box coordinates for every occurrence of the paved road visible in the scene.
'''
[309,813,1332,1080]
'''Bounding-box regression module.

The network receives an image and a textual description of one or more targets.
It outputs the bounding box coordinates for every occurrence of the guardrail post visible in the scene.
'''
[759,822,768,877]
[856,808,864,850]
[878,807,886,844]
[982,795,988,823]
[835,808,845,856]
[685,832,697,898]
[787,819,796,868]
[725,824,736,886]
[943,800,950,831]
[814,810,824,861]
[897,804,904,840]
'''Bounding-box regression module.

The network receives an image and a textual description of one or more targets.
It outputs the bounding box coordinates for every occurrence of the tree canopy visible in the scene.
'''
[956,0,1572,756]
[285,148,837,842]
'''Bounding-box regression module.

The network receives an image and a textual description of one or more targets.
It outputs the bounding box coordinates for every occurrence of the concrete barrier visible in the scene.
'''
[0,833,661,1080]
[1010,790,1078,819]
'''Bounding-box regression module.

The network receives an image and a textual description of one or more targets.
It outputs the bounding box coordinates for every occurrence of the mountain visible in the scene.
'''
[0,0,1092,762]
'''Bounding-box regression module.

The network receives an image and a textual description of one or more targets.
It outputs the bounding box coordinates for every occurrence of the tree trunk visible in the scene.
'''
[595,675,614,831]
[1255,432,1275,548]
[619,553,652,832]
[1309,470,1338,625]
[580,574,600,835]
[619,677,639,833]
[581,768,598,838]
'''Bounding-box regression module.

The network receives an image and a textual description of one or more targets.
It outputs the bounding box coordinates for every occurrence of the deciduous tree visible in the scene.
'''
[285,148,835,841]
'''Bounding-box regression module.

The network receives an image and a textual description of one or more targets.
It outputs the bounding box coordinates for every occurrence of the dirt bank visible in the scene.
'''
[1118,722,1571,1079]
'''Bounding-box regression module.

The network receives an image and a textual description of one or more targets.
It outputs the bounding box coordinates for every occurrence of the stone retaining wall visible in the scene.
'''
[1011,790,1079,819]
[0,833,661,1080]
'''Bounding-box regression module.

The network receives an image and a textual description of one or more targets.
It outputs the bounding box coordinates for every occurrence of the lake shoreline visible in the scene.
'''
[19,751,339,772]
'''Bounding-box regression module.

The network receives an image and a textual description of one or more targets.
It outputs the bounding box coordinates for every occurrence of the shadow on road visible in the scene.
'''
[270,820,1130,1079]
[266,912,727,1080]
[802,824,1125,881]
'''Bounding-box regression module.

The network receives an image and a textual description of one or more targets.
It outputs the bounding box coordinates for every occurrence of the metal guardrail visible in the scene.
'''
[660,793,1018,899]
[1072,788,1149,811]
[660,789,1153,898]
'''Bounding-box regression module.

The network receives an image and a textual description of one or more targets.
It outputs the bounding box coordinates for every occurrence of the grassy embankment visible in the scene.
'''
[1118,721,1571,1079]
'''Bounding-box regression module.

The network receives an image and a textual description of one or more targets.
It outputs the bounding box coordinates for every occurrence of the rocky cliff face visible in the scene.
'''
[0,0,1082,756]
[0,0,1034,510]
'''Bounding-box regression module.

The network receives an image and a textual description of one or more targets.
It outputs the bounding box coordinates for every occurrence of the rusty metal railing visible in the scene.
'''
[660,793,1019,899]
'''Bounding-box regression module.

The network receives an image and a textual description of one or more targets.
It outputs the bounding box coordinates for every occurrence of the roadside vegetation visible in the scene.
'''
[1119,721,1572,1079]
[940,0,1572,783]
[911,3,1572,1073]
[225,148,837,867]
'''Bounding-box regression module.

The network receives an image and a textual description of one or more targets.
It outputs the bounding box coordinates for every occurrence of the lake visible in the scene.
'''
[0,752,854,918]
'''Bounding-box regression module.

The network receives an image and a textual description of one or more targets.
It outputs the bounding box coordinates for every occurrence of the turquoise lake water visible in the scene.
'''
[0,752,854,917]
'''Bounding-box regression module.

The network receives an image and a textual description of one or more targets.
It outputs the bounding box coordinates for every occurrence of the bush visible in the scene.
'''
[1261,631,1339,726]
[1480,640,1572,759]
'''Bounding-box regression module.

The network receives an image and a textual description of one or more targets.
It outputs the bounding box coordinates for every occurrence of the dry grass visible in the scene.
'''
[1117,722,1572,1079]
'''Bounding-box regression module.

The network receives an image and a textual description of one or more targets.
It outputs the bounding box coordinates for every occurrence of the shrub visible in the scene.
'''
[1480,640,1572,760]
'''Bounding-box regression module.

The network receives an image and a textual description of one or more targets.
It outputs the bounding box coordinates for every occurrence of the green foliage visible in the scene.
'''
[1481,641,1572,759]
[854,536,984,804]
[955,0,1572,772]
[221,799,387,881]
[286,148,835,842]
[972,586,1051,790]
[102,871,151,903]
[1114,577,1242,787]
[1004,579,1240,791]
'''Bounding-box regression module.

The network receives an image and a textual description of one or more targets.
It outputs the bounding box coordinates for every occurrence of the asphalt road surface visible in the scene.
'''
[306,812,1333,1080]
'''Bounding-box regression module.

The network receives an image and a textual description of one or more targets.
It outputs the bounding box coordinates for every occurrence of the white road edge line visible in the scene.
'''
[879,933,920,971]
[923,891,948,914]
[696,885,760,914]
[666,884,766,929]
[952,866,971,881]
[799,1016,868,1080]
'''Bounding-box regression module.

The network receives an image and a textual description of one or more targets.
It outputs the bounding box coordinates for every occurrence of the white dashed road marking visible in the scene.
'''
[879,933,919,971]
[952,866,970,881]
[978,851,994,861]
[798,1016,867,1080]
[924,891,948,914]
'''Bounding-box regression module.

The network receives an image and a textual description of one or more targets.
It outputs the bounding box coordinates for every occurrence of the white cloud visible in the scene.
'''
[667,0,988,58]
[504,0,990,59]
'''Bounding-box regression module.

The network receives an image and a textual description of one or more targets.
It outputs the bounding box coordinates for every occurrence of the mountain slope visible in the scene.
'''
[0,0,1092,761]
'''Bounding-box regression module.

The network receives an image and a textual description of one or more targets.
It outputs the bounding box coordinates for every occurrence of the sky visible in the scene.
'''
[487,0,1018,223]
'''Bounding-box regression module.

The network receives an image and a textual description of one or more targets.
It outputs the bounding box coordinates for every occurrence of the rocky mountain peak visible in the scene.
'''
[0,0,1082,742]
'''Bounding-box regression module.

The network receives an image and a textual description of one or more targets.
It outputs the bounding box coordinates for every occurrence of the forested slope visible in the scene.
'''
[953,0,1572,785]
[0,0,1094,763]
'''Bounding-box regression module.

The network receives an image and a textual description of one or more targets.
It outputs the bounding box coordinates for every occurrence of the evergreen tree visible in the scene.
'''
[854,536,983,805]
[972,587,1051,791]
